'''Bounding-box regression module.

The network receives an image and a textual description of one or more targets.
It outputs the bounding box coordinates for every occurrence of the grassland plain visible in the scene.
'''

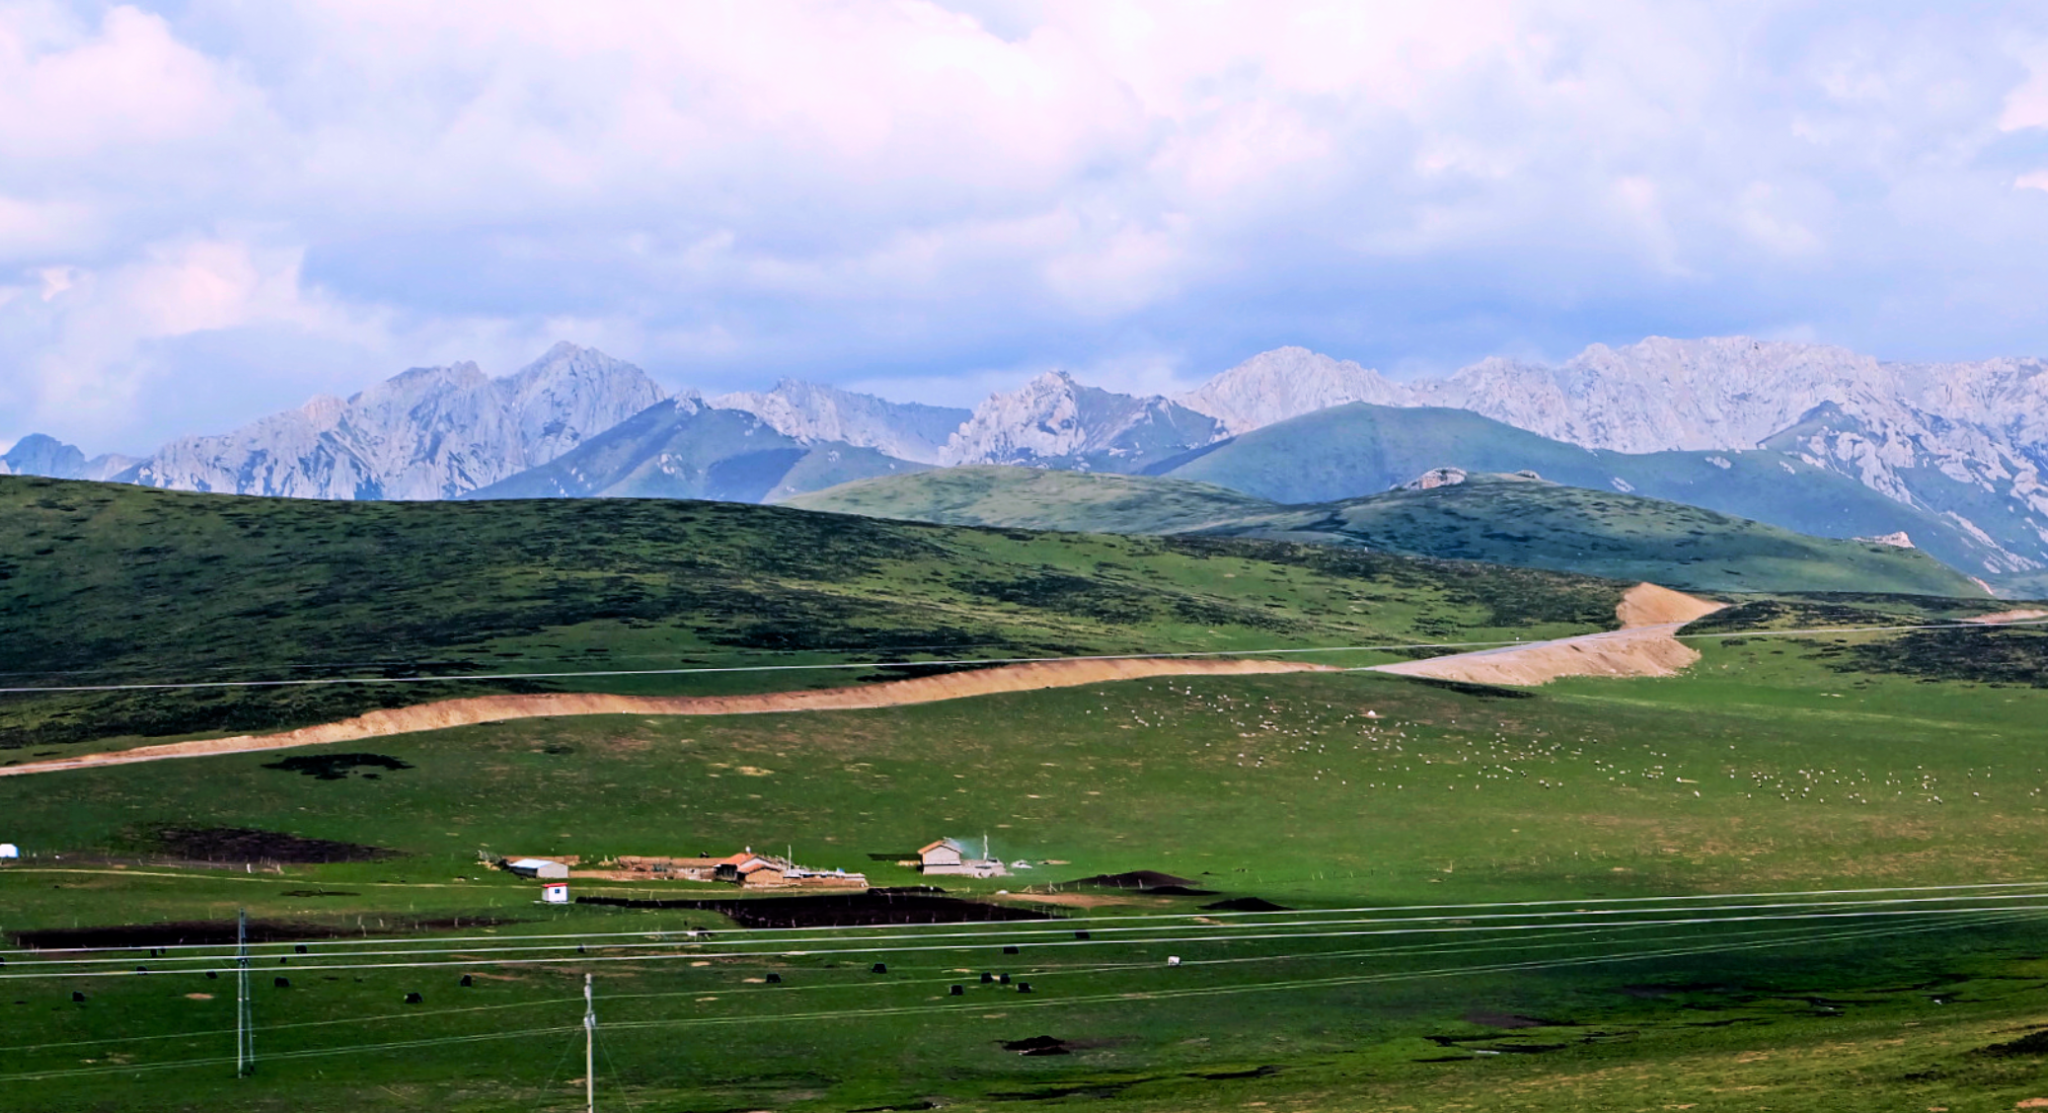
[9,613,2048,1111]
[786,467,1980,596]
[0,475,1626,759]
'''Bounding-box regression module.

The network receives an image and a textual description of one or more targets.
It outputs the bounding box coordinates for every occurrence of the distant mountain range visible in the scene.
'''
[10,334,2048,587]
[781,466,1982,598]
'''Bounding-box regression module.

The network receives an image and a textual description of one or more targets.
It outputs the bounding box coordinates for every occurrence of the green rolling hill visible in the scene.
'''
[775,465,1277,531]
[1146,402,2006,575]
[787,466,1985,597]
[0,474,1630,755]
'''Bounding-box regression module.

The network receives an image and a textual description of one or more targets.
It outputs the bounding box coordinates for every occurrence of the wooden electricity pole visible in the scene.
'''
[584,973,596,1113]
[236,908,253,1077]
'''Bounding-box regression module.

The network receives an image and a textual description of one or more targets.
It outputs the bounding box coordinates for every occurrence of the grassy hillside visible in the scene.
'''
[6,621,2048,1110]
[1202,473,1983,596]
[777,465,1278,530]
[0,475,1628,754]
[1,477,2043,1110]
[1151,402,2006,574]
[789,466,1983,597]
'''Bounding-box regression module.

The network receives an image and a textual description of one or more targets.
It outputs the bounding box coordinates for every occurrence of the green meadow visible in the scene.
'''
[7,619,2048,1111]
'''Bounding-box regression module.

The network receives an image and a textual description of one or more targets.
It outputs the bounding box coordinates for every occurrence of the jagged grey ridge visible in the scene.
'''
[939,370,1222,472]
[15,332,2048,577]
[1176,346,1406,435]
[711,380,969,465]
[116,343,666,500]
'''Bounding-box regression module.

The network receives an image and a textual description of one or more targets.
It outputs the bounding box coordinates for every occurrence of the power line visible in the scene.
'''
[12,878,2048,962]
[5,903,2022,1085]
[5,615,2037,696]
[10,901,2046,981]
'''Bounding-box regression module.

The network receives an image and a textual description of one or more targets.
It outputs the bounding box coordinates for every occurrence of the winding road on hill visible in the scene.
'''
[6,584,2035,778]
[1364,582,1725,686]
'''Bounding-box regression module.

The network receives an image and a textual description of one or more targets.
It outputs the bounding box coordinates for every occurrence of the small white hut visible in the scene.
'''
[507,858,569,880]
[0,843,18,860]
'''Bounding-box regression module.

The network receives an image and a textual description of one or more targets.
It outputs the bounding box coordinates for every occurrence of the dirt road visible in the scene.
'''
[1366,582,1725,687]
[0,656,1334,778]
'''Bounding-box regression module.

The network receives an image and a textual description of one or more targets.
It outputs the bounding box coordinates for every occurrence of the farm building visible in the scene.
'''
[0,843,17,860]
[708,850,866,889]
[918,838,1008,878]
[611,855,726,880]
[541,883,570,904]
[506,858,569,880]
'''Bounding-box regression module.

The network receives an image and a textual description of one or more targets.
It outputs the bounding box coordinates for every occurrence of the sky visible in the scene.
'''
[7,1,2048,454]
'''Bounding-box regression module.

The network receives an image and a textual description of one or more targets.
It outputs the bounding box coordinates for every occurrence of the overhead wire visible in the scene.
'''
[5,902,2031,1084]
[11,877,2044,961]
[9,900,2048,981]
[3,616,2040,696]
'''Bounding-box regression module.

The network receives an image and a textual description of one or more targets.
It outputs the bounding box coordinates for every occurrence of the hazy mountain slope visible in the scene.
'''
[712,379,970,464]
[1194,473,1984,597]
[0,433,139,481]
[1152,403,1612,499]
[465,396,928,503]
[1176,346,1405,435]
[781,465,1278,531]
[940,370,1224,472]
[120,343,666,500]
[1416,337,2048,572]
[789,464,1981,596]
[1152,402,2001,576]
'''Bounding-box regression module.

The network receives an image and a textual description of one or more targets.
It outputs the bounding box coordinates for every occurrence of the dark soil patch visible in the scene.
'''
[1978,1029,2048,1057]
[1394,676,1537,700]
[140,825,397,864]
[1425,1036,1564,1054]
[13,920,353,949]
[1067,871,1196,890]
[1193,1065,1282,1080]
[1465,1011,1570,1029]
[575,892,1051,929]
[1002,1035,1070,1056]
[13,915,502,950]
[1201,897,1292,913]
[262,752,414,780]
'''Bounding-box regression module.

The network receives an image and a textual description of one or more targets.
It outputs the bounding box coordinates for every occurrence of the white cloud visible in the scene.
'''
[5,0,2048,451]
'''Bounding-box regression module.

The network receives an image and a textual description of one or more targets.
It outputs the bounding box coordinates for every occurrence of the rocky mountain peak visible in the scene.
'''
[712,378,969,465]
[0,433,86,478]
[1179,347,1405,434]
[123,344,667,500]
[940,370,1222,471]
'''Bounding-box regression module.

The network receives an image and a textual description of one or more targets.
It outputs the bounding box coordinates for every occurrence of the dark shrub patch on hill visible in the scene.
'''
[141,825,397,864]
[262,753,414,780]
[1825,627,2048,687]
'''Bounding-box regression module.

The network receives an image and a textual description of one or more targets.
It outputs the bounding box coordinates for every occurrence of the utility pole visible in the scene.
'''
[583,973,596,1113]
[236,908,253,1077]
